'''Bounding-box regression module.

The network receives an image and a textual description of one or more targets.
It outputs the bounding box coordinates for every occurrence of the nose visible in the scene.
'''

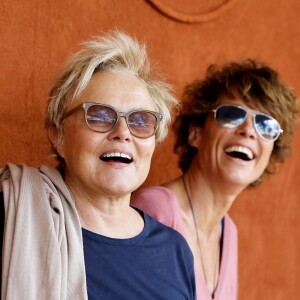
[108,117,132,142]
[236,115,257,139]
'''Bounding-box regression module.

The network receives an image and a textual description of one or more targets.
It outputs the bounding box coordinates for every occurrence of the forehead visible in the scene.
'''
[71,70,155,111]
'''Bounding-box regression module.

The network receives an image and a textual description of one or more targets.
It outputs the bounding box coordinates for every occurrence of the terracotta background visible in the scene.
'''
[0,0,299,299]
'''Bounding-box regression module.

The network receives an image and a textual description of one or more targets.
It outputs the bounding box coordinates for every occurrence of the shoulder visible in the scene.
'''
[131,186,179,212]
[131,186,186,236]
[132,185,177,201]
[144,212,192,256]
[224,214,238,235]
[221,214,238,294]
[0,163,53,183]
[223,214,238,252]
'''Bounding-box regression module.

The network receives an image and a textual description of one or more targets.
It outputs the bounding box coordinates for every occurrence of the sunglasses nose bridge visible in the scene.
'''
[244,112,256,128]
[116,111,131,129]
[234,112,257,138]
[114,110,135,132]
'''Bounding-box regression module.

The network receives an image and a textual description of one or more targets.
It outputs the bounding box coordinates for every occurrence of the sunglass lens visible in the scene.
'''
[216,106,246,128]
[128,111,158,138]
[86,105,117,132]
[255,114,280,141]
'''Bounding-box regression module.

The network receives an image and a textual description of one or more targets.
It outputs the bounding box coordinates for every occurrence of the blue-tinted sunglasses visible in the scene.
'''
[63,102,162,139]
[212,104,283,141]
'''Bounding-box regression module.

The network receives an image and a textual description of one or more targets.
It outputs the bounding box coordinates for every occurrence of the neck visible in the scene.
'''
[182,175,221,296]
[67,181,144,239]
[183,168,240,235]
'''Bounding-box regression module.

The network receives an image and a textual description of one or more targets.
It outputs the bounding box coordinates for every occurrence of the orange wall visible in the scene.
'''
[1,1,299,299]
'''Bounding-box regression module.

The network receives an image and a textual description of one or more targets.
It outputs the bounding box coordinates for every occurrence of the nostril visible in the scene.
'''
[236,123,257,138]
[112,135,131,141]
[108,118,132,141]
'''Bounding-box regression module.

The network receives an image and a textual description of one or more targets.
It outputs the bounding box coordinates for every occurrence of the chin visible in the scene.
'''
[226,174,252,188]
[109,181,142,197]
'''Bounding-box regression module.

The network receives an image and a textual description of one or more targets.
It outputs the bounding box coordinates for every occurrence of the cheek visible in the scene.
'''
[58,130,93,161]
[138,139,156,161]
[260,142,274,168]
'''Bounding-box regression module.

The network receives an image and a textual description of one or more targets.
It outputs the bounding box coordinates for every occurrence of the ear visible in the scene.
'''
[48,126,65,158]
[188,125,202,149]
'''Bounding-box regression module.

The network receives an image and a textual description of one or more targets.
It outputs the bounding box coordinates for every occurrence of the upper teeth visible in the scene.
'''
[225,146,254,160]
[102,152,131,160]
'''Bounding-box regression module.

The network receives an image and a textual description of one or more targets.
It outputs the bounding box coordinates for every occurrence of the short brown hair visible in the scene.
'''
[174,59,297,186]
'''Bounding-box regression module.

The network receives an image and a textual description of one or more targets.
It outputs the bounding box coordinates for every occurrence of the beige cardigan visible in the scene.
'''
[0,164,88,299]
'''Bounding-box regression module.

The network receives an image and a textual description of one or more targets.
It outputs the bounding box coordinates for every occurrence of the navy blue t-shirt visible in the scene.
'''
[0,196,195,299]
[83,210,196,300]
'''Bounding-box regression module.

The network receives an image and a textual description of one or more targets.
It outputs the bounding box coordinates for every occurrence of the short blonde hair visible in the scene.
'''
[45,31,178,141]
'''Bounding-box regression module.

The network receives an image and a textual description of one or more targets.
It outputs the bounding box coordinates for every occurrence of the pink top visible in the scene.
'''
[131,186,238,300]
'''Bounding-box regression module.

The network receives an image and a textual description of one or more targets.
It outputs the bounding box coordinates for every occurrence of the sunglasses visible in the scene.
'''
[212,104,283,141]
[63,102,162,139]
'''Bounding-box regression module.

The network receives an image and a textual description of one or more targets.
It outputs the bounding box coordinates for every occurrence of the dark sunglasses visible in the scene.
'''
[63,102,162,139]
[212,104,283,141]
